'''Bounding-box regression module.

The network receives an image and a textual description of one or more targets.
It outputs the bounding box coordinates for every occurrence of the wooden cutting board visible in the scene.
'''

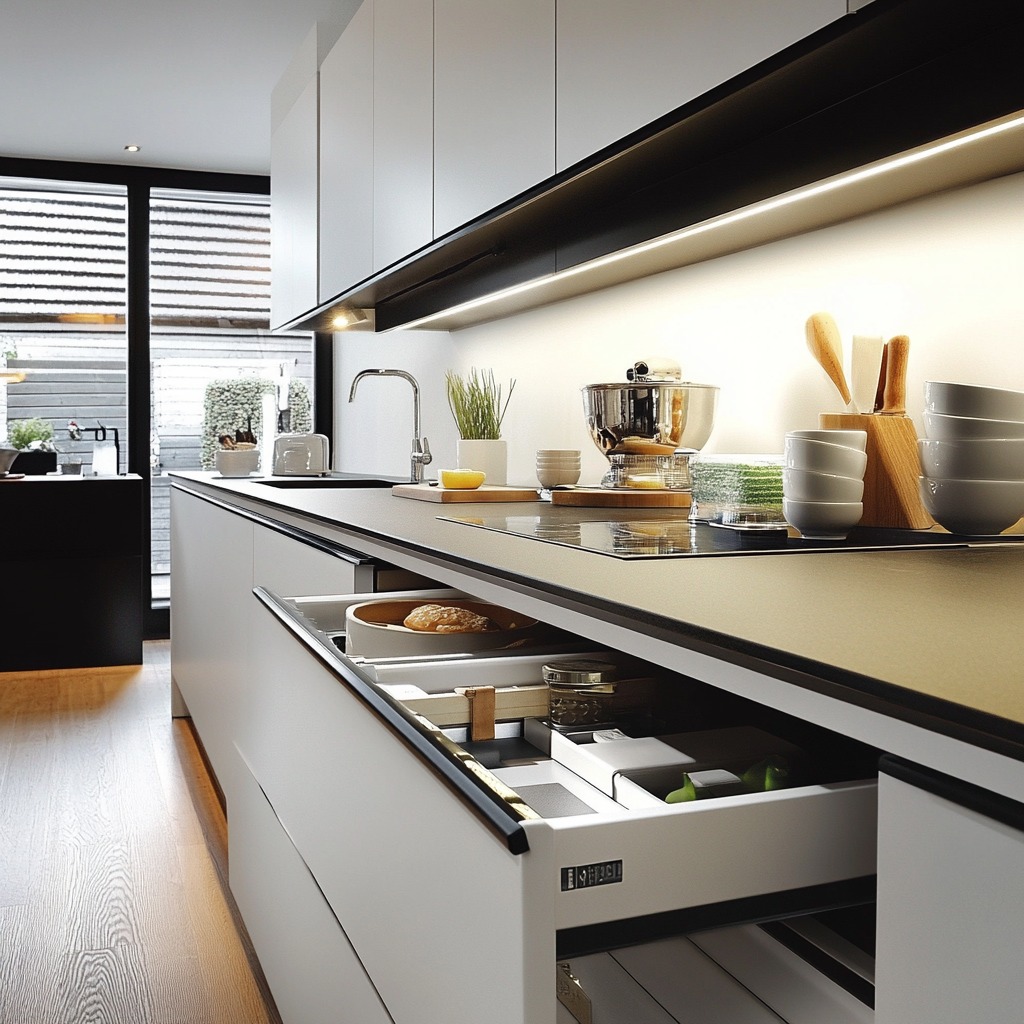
[392,483,541,503]
[551,487,692,508]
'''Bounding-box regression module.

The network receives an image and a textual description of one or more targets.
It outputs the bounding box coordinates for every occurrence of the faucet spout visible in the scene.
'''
[348,368,432,483]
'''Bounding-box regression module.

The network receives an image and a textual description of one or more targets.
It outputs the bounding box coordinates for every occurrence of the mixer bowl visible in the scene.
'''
[582,382,719,458]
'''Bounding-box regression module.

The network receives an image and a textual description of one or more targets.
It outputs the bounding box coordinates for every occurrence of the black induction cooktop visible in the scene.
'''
[440,510,1024,560]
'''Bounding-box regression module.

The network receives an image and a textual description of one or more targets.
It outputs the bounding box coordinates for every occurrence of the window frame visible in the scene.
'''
[0,156,333,639]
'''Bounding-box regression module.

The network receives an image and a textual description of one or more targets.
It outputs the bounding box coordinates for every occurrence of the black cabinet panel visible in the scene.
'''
[0,478,143,670]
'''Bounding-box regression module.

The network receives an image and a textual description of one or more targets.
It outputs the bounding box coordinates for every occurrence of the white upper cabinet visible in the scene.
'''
[270,73,319,330]
[433,0,555,238]
[319,0,375,301]
[373,0,434,271]
[556,0,846,172]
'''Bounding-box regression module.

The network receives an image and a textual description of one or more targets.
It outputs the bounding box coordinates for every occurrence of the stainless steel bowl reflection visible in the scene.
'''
[582,383,719,458]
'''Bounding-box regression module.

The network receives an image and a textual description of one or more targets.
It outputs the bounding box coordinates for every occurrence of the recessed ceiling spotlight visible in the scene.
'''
[124,144,141,153]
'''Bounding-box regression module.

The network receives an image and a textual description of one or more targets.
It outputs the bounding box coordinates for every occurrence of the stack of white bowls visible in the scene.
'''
[536,449,581,489]
[918,381,1024,535]
[782,429,868,539]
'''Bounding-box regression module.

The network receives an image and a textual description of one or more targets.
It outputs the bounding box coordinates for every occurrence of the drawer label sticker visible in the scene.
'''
[560,860,623,891]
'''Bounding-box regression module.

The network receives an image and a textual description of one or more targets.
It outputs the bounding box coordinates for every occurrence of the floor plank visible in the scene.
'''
[0,643,282,1024]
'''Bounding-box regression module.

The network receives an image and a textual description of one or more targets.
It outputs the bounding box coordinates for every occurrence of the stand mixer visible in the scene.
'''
[576,361,719,502]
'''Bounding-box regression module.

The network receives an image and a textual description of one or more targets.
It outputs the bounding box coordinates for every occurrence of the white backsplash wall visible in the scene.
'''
[334,170,1024,487]
[335,329,459,479]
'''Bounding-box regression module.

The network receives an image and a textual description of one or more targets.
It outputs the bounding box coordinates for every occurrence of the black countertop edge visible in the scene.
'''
[252,585,532,856]
[879,755,1024,832]
[175,478,1024,768]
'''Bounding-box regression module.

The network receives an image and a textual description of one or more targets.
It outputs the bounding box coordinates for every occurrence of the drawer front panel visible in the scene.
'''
[229,758,394,1024]
[544,780,877,931]
[241,598,552,1024]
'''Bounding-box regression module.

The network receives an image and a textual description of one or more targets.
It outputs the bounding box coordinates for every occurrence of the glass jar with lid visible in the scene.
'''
[544,659,619,727]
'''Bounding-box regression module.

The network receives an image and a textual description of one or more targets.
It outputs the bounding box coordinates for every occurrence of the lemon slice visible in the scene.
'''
[624,475,667,489]
[440,468,486,489]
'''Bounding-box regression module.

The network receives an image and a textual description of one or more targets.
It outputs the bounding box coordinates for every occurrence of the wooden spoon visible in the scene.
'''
[805,312,853,408]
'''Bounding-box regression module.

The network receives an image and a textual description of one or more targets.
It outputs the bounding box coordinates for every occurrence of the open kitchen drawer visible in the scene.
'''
[377,674,876,940]
[247,586,878,1024]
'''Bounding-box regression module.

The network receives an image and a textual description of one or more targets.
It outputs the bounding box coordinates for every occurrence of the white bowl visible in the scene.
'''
[783,498,863,540]
[345,598,538,658]
[782,467,864,503]
[783,437,868,479]
[785,428,868,452]
[536,449,581,457]
[535,456,581,465]
[537,465,582,488]
[917,476,1024,536]
[918,437,1024,481]
[215,447,260,477]
[924,380,1024,421]
[923,409,1024,441]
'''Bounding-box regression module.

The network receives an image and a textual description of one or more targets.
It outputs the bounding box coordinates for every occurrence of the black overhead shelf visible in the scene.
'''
[283,0,1024,335]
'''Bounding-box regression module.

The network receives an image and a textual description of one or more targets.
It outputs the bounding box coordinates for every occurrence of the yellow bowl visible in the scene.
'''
[440,468,486,489]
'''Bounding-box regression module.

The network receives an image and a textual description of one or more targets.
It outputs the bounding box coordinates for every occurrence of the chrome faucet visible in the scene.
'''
[348,368,432,483]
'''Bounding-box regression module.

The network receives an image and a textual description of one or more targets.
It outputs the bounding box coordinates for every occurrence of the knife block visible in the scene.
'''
[819,413,933,529]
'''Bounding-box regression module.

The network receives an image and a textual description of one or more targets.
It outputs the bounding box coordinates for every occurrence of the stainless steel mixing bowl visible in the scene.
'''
[582,382,719,457]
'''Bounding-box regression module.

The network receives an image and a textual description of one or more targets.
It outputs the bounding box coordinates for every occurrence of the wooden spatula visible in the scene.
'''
[805,312,853,408]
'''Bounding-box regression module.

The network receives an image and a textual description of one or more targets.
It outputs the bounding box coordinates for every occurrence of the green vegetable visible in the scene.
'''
[741,756,791,792]
[665,773,697,803]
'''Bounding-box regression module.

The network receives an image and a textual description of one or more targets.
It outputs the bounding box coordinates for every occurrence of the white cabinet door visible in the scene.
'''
[556,0,845,171]
[875,767,1024,1024]
[373,0,433,271]
[230,756,395,1024]
[243,597,546,1024]
[169,489,254,804]
[319,0,375,301]
[270,74,319,329]
[433,0,555,237]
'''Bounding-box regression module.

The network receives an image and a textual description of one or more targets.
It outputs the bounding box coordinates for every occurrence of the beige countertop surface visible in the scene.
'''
[172,472,1024,763]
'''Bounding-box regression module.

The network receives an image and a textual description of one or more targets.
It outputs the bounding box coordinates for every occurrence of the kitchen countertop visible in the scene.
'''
[170,471,1024,793]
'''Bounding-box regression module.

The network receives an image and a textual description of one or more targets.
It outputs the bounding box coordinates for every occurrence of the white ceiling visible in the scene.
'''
[0,0,362,177]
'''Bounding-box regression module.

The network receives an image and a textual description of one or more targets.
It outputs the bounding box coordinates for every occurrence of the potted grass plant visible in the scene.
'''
[445,368,516,486]
[7,417,58,475]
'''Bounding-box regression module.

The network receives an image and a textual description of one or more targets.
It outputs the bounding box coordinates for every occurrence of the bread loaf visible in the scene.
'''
[403,604,494,634]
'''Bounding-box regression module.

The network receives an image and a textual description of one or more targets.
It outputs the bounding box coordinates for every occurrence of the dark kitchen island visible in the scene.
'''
[0,474,143,671]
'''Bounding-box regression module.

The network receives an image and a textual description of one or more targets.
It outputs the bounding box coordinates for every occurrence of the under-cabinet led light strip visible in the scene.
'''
[388,110,1024,332]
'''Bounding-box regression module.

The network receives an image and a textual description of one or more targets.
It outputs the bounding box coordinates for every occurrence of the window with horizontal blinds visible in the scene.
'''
[148,189,314,590]
[0,181,129,478]
[0,175,315,622]
[0,183,128,325]
[150,191,271,329]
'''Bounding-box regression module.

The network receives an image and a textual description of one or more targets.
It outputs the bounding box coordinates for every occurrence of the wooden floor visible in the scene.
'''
[0,642,282,1024]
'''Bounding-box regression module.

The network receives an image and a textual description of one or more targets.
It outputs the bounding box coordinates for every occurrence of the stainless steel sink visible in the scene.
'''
[256,474,398,489]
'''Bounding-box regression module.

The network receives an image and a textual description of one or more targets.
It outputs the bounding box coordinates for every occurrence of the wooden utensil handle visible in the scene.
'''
[805,312,852,406]
[882,335,910,415]
[874,344,889,412]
